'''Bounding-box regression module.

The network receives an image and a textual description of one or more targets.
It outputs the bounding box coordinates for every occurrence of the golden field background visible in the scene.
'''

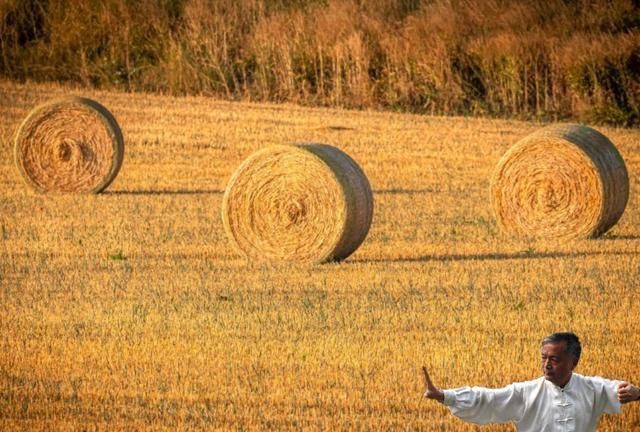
[1,79,640,430]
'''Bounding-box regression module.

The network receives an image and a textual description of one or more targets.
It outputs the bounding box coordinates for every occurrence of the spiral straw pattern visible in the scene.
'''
[491,123,629,239]
[14,97,124,193]
[222,144,373,264]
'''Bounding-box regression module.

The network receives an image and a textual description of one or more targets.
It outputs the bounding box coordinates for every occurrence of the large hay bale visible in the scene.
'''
[14,97,124,193]
[222,144,373,264]
[491,123,629,239]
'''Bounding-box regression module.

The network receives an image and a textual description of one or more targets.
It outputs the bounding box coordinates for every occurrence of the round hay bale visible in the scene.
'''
[491,123,629,239]
[14,96,124,193]
[222,144,373,264]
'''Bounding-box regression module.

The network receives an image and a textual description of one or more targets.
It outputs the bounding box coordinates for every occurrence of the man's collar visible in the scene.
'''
[544,373,575,391]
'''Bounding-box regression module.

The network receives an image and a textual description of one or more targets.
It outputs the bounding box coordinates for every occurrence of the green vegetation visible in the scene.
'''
[109,251,127,261]
[1,0,639,125]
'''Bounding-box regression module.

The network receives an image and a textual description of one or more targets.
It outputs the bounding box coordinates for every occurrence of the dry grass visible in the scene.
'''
[1,79,640,431]
[2,0,639,125]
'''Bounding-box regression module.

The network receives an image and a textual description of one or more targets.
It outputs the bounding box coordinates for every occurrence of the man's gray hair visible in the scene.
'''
[541,332,581,360]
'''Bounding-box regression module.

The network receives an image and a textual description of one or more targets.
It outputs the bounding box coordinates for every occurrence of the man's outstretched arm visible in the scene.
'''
[617,382,640,403]
[421,365,525,425]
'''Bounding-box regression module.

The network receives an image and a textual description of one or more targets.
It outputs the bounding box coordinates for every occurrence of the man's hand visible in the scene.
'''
[618,382,640,404]
[422,366,445,402]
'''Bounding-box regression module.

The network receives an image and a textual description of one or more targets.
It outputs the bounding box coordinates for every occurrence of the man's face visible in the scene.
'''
[541,342,578,387]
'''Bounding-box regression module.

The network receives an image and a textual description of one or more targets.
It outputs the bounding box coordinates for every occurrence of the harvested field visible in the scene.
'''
[1,80,639,431]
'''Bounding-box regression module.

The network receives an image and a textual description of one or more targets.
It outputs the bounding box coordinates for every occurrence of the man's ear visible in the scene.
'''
[571,357,579,370]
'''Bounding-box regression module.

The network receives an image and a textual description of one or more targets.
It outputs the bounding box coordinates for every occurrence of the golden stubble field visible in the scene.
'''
[1,80,639,431]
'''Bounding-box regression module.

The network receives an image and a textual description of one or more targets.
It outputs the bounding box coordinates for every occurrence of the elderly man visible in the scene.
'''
[423,332,640,431]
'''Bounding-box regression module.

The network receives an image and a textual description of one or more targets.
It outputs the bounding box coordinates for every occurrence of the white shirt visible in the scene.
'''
[442,373,621,431]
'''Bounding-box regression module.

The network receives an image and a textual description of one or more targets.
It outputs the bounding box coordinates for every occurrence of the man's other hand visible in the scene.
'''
[617,382,640,404]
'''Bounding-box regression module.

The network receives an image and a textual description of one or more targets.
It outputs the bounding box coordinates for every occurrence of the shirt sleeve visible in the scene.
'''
[591,376,622,415]
[441,384,525,425]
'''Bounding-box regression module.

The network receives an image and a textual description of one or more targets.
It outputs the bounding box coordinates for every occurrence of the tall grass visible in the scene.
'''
[1,0,639,125]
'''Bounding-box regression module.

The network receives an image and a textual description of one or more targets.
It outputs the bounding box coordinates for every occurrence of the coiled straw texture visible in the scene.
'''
[491,123,629,239]
[14,97,124,193]
[222,144,373,264]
